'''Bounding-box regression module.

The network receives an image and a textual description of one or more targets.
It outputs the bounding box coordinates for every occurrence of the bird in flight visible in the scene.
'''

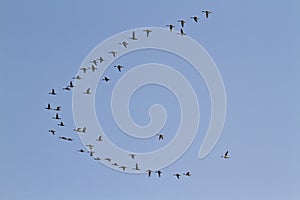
[183,172,191,177]
[133,163,140,171]
[112,162,118,166]
[119,166,127,171]
[146,169,153,177]
[102,76,110,82]
[94,157,101,160]
[155,170,162,177]
[221,150,230,159]
[73,128,82,132]
[80,67,88,73]
[62,86,70,91]
[129,154,136,159]
[96,135,103,141]
[90,59,98,66]
[84,88,91,94]
[177,19,186,27]
[157,134,164,140]
[119,41,128,48]
[89,151,95,157]
[48,129,56,135]
[73,75,82,80]
[178,28,186,36]
[54,106,61,111]
[45,103,52,110]
[166,24,175,32]
[86,144,94,150]
[143,29,152,37]
[77,149,85,153]
[57,122,65,127]
[89,65,97,72]
[114,65,124,72]
[129,31,138,40]
[190,16,199,22]
[97,57,105,63]
[108,51,117,58]
[49,89,56,95]
[82,127,87,133]
[52,113,61,120]
[173,173,181,179]
[59,136,73,141]
[69,81,75,88]
[202,10,212,19]
[104,157,111,162]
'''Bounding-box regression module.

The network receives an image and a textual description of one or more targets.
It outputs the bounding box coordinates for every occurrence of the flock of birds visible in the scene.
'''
[45,8,231,179]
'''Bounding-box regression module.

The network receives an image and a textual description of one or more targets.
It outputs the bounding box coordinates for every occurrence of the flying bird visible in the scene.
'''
[73,75,82,80]
[59,137,73,141]
[82,127,87,133]
[96,135,103,141]
[183,172,191,176]
[112,162,118,166]
[146,169,153,177]
[102,77,110,82]
[119,41,128,48]
[114,65,124,72]
[45,103,52,110]
[157,134,164,140]
[73,128,82,132]
[80,67,88,73]
[62,86,71,91]
[77,149,85,153]
[129,154,136,159]
[190,16,199,22]
[84,88,91,94]
[129,31,138,40]
[177,19,186,27]
[221,150,230,159]
[202,10,212,19]
[86,144,94,150]
[57,122,65,127]
[119,166,127,171]
[178,28,186,36]
[52,113,61,120]
[104,158,111,162]
[133,163,140,170]
[89,65,97,72]
[54,106,61,111]
[94,157,101,160]
[173,173,181,179]
[49,89,56,95]
[48,129,56,135]
[97,57,105,63]
[155,170,162,177]
[89,151,95,157]
[108,51,117,58]
[143,29,152,37]
[90,59,98,65]
[166,24,175,32]
[69,81,75,88]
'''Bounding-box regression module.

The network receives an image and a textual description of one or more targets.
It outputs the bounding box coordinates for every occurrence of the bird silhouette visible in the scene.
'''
[146,169,153,177]
[97,57,105,63]
[77,149,85,153]
[104,158,111,162]
[90,59,98,65]
[221,150,230,159]
[143,29,152,37]
[94,157,101,160]
[89,151,95,157]
[89,65,97,72]
[157,134,164,140]
[84,88,91,94]
[49,89,56,95]
[80,67,88,73]
[119,166,127,171]
[112,162,118,166]
[57,122,65,126]
[48,129,56,135]
[173,173,181,179]
[86,144,94,150]
[73,128,82,132]
[82,127,87,133]
[190,16,199,22]
[155,170,162,177]
[202,10,212,19]
[59,137,72,141]
[166,24,175,32]
[183,172,191,176]
[69,81,75,88]
[96,135,103,141]
[62,86,70,91]
[129,154,136,159]
[129,31,138,40]
[52,113,61,120]
[108,51,117,58]
[177,28,186,36]
[177,19,186,27]
[102,77,110,82]
[133,163,140,170]
[114,65,124,72]
[54,106,61,111]
[119,41,128,48]
[73,75,82,80]
[45,103,52,110]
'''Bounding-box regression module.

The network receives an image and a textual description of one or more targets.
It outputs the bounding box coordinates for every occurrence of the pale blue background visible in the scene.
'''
[0,0,299,199]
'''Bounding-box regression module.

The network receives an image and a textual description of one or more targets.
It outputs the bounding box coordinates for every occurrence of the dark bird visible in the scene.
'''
[67,138,73,141]
[89,65,97,72]
[89,151,95,157]
[178,28,186,36]
[59,136,72,141]
[86,144,94,150]
[166,24,175,32]
[45,103,52,110]
[221,150,230,159]
[146,169,153,177]
[143,29,152,37]
[177,19,186,27]
[49,89,56,95]
[133,163,140,171]
[112,162,118,166]
[73,128,82,132]
[82,127,87,133]
[90,59,98,66]
[202,10,212,19]
[52,113,61,120]
[80,67,88,73]
[54,106,61,111]
[119,41,128,48]
[94,157,101,160]
[102,77,110,82]
[119,166,127,171]
[48,129,56,135]
[96,135,103,141]
[73,75,82,80]
[69,81,75,88]
[173,173,181,179]
[97,57,105,63]
[190,16,199,22]
[155,170,162,177]
[77,149,85,153]
[104,157,111,162]
[108,51,117,58]
[62,86,70,91]
[114,65,124,72]
[129,154,136,159]
[183,172,191,176]
[129,31,138,40]
[157,134,164,140]
[57,122,65,127]
[84,88,91,94]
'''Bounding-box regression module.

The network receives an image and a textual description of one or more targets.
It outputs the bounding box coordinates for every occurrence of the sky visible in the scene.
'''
[0,0,299,199]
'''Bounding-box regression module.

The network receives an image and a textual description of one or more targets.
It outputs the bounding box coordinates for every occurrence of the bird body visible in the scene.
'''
[108,51,117,58]
[202,10,212,19]
[221,150,230,159]
[129,31,138,40]
[49,89,56,95]
[177,19,186,27]
[84,88,91,94]
[166,24,175,32]
[114,65,124,72]
[143,29,152,37]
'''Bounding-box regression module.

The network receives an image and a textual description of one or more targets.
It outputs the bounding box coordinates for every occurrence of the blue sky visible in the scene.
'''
[0,0,299,199]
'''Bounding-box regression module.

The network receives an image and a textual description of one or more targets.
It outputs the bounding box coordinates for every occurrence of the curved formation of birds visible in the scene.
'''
[45,8,230,179]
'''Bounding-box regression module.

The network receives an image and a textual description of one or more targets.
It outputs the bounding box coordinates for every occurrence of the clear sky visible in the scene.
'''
[0,0,299,199]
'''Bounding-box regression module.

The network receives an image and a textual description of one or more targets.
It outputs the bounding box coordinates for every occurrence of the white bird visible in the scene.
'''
[129,31,138,40]
[73,128,82,132]
[104,158,111,162]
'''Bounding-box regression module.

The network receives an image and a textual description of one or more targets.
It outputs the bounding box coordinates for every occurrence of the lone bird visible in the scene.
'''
[96,135,103,141]
[54,106,61,111]
[221,150,230,159]
[80,67,88,73]
[129,154,136,159]
[102,77,110,82]
[52,113,61,120]
[155,170,162,178]
[49,89,56,95]
[157,134,164,140]
[133,163,140,171]
[202,10,212,19]
[45,103,52,110]
[119,41,128,48]
[57,122,65,127]
[173,173,181,179]
[119,166,127,171]
[48,129,56,135]
[143,29,152,37]
[129,31,138,40]
[108,51,117,58]
[166,24,175,32]
[183,172,191,177]
[177,19,186,27]
[190,16,199,22]
[84,88,91,94]
[114,65,124,72]
[97,57,105,63]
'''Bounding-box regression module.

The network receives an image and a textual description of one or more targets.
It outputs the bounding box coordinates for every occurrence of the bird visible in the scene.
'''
[57,122,65,126]
[104,158,111,162]
[129,31,138,40]
[59,137,73,141]
[89,151,95,157]
[108,51,117,58]
[119,41,128,48]
[202,10,212,19]
[112,162,118,166]
[155,170,162,177]
[133,163,140,170]
[166,24,175,32]
[114,65,124,72]
[178,28,186,36]
[48,129,56,135]
[157,134,164,140]
[90,59,98,65]
[146,169,153,177]
[143,29,152,37]
[190,16,199,22]
[96,135,103,141]
[49,89,56,95]
[177,19,186,27]
[84,88,91,94]
[86,144,94,150]
[97,57,105,63]
[73,75,82,80]
[173,173,181,179]
[89,65,97,72]
[73,128,82,132]
[69,81,75,88]
[67,138,73,141]
[82,127,87,133]
[45,103,52,110]
[94,157,101,160]
[77,149,85,153]
[221,150,230,159]
[119,166,127,171]
[54,106,61,111]
[183,172,191,176]
[52,113,61,120]
[80,67,88,73]
[129,154,136,159]
[62,86,71,91]
[102,77,110,82]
